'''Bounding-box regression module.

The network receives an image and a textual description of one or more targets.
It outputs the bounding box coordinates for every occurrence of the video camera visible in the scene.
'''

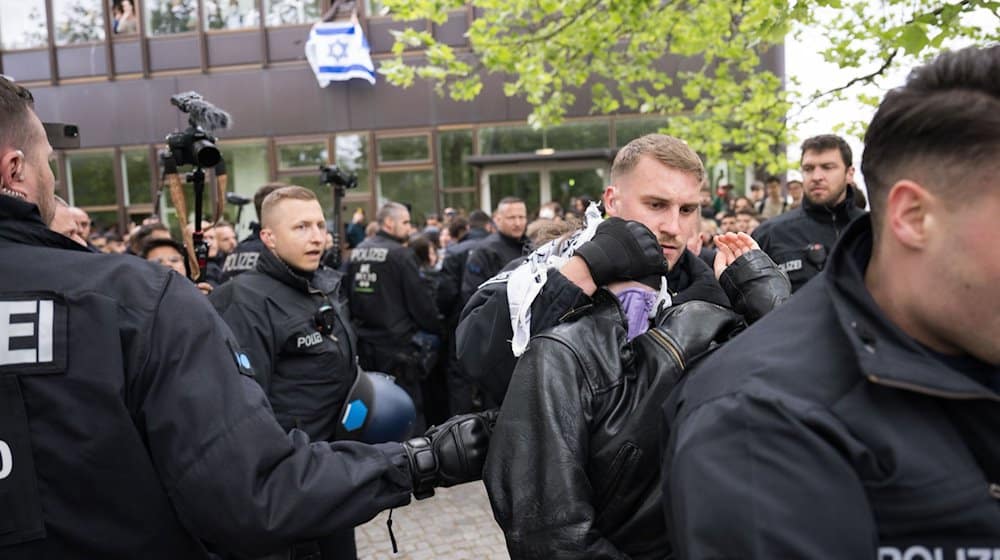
[164,92,229,169]
[319,165,358,191]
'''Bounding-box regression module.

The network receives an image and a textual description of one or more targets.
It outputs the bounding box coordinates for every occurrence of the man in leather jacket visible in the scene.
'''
[0,78,495,559]
[663,45,1000,559]
[481,134,790,558]
[751,134,866,292]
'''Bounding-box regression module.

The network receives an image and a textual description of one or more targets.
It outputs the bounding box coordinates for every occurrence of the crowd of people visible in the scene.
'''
[1,44,998,560]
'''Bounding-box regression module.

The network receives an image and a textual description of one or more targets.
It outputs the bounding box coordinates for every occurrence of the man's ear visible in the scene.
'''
[885,179,934,250]
[603,185,617,215]
[260,228,276,250]
[845,165,856,186]
[0,150,25,186]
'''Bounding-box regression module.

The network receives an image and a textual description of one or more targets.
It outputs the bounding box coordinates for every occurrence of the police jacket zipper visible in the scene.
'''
[647,328,685,371]
[866,374,1000,402]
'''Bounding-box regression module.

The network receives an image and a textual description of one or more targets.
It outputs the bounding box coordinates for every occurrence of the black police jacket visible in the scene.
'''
[663,214,1000,559]
[485,252,788,558]
[210,248,356,441]
[221,223,265,283]
[346,231,440,345]
[460,231,529,302]
[456,249,730,405]
[752,184,865,292]
[0,196,411,559]
[437,227,489,321]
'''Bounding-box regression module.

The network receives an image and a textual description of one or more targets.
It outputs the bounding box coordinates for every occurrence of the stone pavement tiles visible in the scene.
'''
[355,481,510,560]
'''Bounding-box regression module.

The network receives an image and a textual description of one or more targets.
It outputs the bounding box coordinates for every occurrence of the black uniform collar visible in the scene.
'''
[257,246,339,295]
[826,215,998,398]
[464,227,489,241]
[669,249,731,308]
[375,229,406,245]
[0,194,92,252]
[801,184,861,225]
[497,231,528,251]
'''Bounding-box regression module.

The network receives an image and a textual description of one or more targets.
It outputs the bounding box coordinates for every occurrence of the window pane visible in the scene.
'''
[54,0,106,45]
[146,0,197,35]
[488,172,540,214]
[123,148,152,205]
[335,134,371,194]
[438,130,474,188]
[479,125,543,155]
[377,135,430,164]
[110,0,139,35]
[66,151,116,207]
[263,0,320,26]
[551,168,605,216]
[0,1,48,50]
[278,141,328,170]
[204,0,260,30]
[441,190,476,215]
[615,116,670,147]
[218,142,268,226]
[378,170,435,228]
[546,121,609,151]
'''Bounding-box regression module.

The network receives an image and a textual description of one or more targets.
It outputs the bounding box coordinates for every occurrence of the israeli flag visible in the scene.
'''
[305,20,376,86]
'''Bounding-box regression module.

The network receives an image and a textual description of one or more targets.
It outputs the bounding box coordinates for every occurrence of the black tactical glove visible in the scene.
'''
[404,409,498,499]
[718,250,790,324]
[651,301,744,369]
[574,217,667,288]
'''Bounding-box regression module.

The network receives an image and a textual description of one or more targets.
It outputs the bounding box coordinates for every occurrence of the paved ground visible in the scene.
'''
[355,481,510,560]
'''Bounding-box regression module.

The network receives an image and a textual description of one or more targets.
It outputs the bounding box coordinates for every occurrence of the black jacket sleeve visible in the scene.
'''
[485,334,626,559]
[662,388,876,559]
[210,291,276,394]
[135,275,412,556]
[456,268,586,404]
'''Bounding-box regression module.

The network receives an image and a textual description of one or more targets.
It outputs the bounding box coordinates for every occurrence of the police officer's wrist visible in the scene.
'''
[403,436,438,500]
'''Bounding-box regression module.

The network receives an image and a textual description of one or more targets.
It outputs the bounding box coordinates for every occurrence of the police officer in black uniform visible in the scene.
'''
[211,185,369,559]
[663,45,1000,558]
[460,197,529,302]
[0,77,493,559]
[346,201,441,430]
[220,182,286,283]
[751,134,866,292]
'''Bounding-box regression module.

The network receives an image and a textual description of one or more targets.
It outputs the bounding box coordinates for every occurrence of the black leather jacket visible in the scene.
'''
[484,250,790,559]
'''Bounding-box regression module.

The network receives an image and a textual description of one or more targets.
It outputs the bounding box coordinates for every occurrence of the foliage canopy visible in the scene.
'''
[379,0,1000,170]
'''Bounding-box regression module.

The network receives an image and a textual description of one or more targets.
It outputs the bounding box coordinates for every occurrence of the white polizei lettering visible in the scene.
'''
[0,300,38,365]
[902,547,941,560]
[297,332,323,348]
[881,549,903,560]
[0,440,11,480]
[37,300,53,362]
[778,259,803,273]
[350,247,388,262]
[959,548,1000,560]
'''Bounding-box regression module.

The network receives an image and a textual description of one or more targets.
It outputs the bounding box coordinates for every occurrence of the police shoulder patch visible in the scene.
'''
[226,339,254,377]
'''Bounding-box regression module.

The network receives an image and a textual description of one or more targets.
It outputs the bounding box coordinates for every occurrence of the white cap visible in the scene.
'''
[786,170,803,183]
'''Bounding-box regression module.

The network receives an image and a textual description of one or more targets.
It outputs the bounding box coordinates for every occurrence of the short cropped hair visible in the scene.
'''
[254,182,290,221]
[611,133,705,185]
[468,210,491,229]
[801,134,852,168]
[495,197,525,215]
[376,201,408,225]
[260,186,318,228]
[0,77,38,154]
[862,45,1000,233]
[448,216,469,240]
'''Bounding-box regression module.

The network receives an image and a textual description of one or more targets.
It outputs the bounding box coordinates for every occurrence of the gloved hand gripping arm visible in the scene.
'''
[403,409,498,499]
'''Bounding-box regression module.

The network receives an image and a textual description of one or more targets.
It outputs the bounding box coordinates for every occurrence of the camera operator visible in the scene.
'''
[346,202,442,432]
[0,77,495,559]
